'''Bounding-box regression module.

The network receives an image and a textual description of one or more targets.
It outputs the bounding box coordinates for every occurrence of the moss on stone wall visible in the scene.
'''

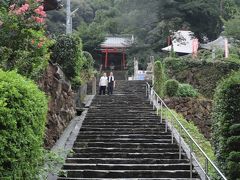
[164,58,240,99]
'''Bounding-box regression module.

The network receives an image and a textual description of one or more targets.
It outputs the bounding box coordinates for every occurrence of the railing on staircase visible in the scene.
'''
[146,83,227,180]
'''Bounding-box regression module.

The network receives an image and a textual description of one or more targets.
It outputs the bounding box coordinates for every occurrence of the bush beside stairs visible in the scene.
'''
[58,80,200,179]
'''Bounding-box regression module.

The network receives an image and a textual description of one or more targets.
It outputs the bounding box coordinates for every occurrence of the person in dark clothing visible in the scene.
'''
[107,72,115,95]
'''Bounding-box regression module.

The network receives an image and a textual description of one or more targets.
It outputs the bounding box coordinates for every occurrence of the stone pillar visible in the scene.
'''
[134,57,138,80]
[150,56,155,85]
[92,77,96,95]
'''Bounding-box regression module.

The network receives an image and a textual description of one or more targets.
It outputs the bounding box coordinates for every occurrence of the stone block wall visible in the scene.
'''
[38,63,76,149]
[164,97,213,139]
[164,58,240,98]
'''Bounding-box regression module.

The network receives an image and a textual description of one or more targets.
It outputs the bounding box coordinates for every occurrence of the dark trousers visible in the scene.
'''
[108,83,113,95]
[99,86,106,95]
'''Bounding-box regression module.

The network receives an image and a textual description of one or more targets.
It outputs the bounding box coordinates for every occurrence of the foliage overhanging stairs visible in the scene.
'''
[58,80,200,179]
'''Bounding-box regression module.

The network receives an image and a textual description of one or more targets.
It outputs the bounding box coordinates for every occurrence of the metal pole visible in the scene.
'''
[171,117,174,144]
[179,127,182,159]
[205,158,209,180]
[66,0,71,34]
[153,93,155,110]
[160,102,163,124]
[190,139,193,179]
[146,84,147,97]
[165,115,168,133]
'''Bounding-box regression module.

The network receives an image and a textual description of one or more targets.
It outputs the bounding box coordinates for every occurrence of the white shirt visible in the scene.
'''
[99,76,108,86]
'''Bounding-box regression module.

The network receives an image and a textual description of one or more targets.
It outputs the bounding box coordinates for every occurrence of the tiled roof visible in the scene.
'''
[201,36,229,50]
[162,31,195,54]
[101,37,133,48]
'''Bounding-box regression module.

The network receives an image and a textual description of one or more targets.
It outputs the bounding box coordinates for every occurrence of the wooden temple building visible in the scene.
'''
[94,36,133,70]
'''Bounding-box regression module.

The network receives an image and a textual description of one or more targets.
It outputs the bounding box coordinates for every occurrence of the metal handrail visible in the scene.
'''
[146,82,227,180]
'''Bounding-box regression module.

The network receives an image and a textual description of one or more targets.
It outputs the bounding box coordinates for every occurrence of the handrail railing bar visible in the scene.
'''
[171,117,174,144]
[179,127,182,160]
[146,82,227,180]
[190,139,193,179]
[172,120,207,179]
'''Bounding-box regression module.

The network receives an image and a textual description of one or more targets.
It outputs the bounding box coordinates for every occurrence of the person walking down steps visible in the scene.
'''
[99,72,108,95]
[108,72,115,95]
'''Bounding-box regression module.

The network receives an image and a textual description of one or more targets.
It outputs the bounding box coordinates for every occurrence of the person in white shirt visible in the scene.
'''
[99,72,108,95]
[108,72,116,95]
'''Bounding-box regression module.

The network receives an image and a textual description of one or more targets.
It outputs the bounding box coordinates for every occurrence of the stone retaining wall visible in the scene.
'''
[164,97,213,139]
[38,63,76,149]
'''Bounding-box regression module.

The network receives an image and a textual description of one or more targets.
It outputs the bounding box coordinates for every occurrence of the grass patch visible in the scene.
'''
[160,108,216,177]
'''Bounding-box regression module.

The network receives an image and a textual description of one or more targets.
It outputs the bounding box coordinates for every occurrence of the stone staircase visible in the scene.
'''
[58,81,200,179]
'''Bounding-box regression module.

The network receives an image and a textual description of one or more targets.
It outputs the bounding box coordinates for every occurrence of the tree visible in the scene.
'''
[224,15,240,41]
[212,71,240,179]
[157,0,223,42]
[76,22,105,53]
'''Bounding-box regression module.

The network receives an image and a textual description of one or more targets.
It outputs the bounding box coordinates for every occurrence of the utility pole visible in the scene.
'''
[66,0,79,34]
[66,0,71,34]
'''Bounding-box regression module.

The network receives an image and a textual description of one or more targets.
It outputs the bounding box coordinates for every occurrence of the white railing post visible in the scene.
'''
[205,158,209,180]
[146,84,148,97]
[171,117,174,144]
[165,115,168,133]
[190,139,193,179]
[160,101,163,124]
[179,127,182,160]
[153,93,155,110]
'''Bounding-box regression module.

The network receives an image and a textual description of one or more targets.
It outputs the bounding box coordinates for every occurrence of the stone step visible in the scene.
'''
[62,163,192,171]
[58,169,198,178]
[81,122,164,126]
[80,125,166,129]
[70,152,185,159]
[85,114,157,117]
[78,131,170,136]
[77,134,171,139]
[72,147,179,154]
[57,80,200,179]
[80,126,166,129]
[58,178,200,180]
[65,158,189,164]
[79,131,170,136]
[73,142,179,149]
[75,139,173,143]
[84,118,162,121]
[87,110,155,114]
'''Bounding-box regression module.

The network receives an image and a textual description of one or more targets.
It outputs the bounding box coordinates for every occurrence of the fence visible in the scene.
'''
[146,82,227,180]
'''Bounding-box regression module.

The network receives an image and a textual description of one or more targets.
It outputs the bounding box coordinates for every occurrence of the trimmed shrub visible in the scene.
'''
[0,70,48,178]
[177,83,199,97]
[51,34,85,85]
[212,71,240,179]
[164,79,179,97]
[154,60,166,97]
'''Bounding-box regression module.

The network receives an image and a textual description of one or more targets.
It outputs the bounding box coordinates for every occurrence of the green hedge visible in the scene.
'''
[51,34,85,85]
[164,79,179,97]
[212,71,240,179]
[177,83,199,97]
[164,57,240,98]
[0,70,48,178]
[154,60,166,97]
